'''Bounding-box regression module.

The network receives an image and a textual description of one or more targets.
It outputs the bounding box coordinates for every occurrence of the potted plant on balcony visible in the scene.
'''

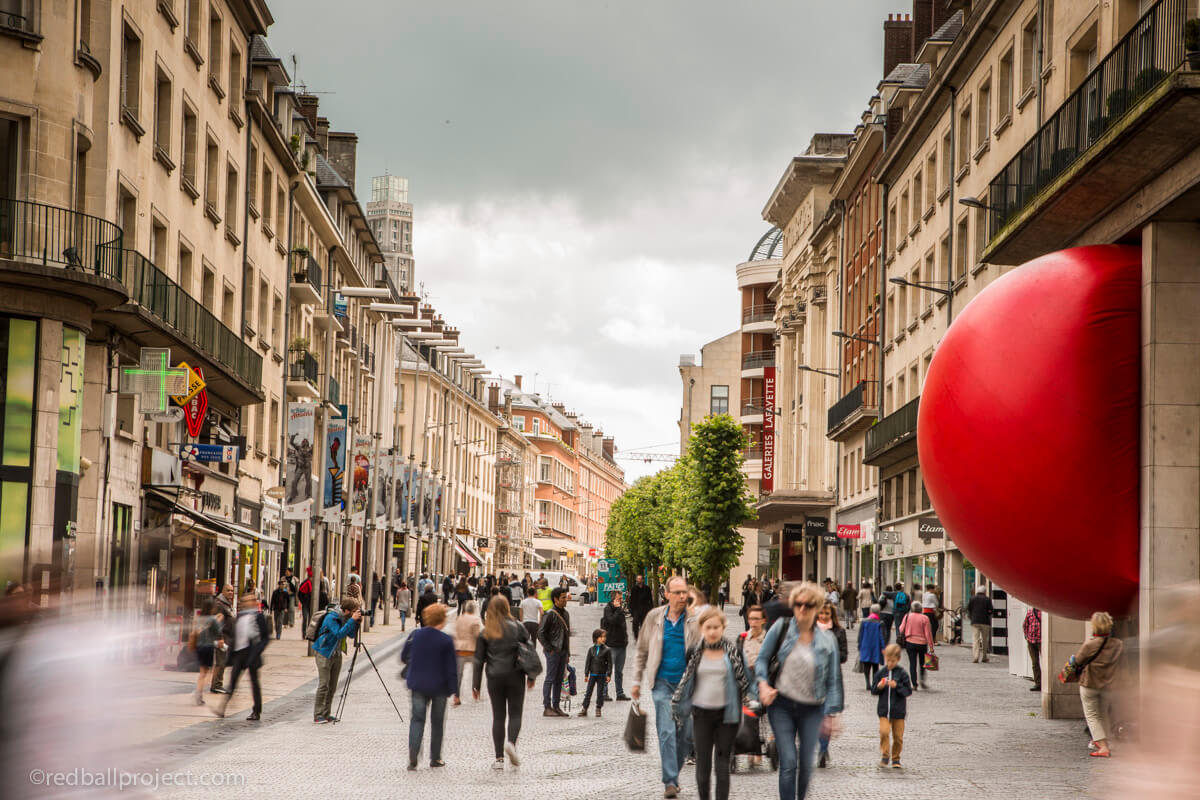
[289,336,309,353]
[1186,19,1200,71]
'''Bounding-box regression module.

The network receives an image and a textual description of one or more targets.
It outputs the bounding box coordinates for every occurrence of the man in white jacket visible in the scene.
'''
[631,576,699,799]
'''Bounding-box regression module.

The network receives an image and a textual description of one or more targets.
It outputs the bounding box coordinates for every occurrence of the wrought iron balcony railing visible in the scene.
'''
[0,197,122,279]
[827,381,879,435]
[742,304,776,325]
[865,395,920,466]
[292,251,321,293]
[288,348,318,386]
[326,375,340,405]
[987,0,1185,237]
[742,350,776,370]
[124,250,262,387]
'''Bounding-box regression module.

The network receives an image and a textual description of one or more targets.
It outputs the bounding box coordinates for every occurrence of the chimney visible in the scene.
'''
[504,392,513,418]
[488,383,500,413]
[912,1,933,59]
[316,116,330,154]
[514,375,522,389]
[932,0,953,37]
[883,13,914,78]
[297,94,319,133]
[887,105,905,142]
[327,131,358,188]
[602,438,615,461]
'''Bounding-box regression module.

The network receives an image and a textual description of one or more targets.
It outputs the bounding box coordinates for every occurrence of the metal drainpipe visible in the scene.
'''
[416,344,430,572]
[875,118,889,590]
[947,87,957,326]
[438,386,450,577]
[835,199,846,583]
[406,342,422,576]
[1036,0,1045,129]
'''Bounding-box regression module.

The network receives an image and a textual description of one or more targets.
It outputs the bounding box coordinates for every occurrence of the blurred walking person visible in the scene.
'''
[402,603,457,770]
[816,602,847,767]
[396,581,412,631]
[452,600,482,706]
[269,579,290,640]
[473,594,538,770]
[214,593,270,720]
[190,600,223,705]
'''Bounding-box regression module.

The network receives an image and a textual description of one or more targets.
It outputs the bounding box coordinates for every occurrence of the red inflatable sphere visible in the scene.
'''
[918,245,1140,620]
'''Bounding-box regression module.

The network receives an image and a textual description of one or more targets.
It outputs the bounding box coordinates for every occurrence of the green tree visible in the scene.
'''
[605,461,688,596]
[679,414,756,602]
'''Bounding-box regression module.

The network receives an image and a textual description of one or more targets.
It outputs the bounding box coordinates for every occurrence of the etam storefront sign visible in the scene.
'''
[761,366,776,492]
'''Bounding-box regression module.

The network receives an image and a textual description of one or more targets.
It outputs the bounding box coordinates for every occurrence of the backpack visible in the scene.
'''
[305,608,332,642]
[895,591,909,614]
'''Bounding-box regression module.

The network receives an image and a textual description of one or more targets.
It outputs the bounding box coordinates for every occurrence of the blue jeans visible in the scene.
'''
[543,652,565,709]
[409,692,447,764]
[610,646,626,696]
[651,679,694,788]
[768,696,825,799]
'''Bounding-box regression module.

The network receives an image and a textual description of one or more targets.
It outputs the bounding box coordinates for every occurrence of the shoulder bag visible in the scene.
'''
[1058,637,1107,684]
[515,623,543,678]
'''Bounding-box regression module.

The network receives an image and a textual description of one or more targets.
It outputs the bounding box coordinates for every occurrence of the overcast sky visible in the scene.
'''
[269,1,899,483]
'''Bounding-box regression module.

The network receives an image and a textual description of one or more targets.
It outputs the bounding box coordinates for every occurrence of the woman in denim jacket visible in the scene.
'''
[755,582,845,800]
[671,608,750,800]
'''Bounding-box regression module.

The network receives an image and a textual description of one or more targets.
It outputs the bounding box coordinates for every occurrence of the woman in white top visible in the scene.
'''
[452,601,482,706]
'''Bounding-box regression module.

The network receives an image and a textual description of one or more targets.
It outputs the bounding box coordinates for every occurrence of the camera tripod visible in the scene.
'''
[332,634,404,723]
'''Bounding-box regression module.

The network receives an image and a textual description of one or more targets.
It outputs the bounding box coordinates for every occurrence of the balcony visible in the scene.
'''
[115,250,263,403]
[314,306,344,333]
[827,381,880,441]
[0,197,123,280]
[742,349,775,376]
[985,0,1198,264]
[326,375,340,408]
[0,7,41,44]
[740,398,765,425]
[286,348,319,399]
[742,303,776,333]
[289,251,322,305]
[742,445,763,462]
[864,395,920,468]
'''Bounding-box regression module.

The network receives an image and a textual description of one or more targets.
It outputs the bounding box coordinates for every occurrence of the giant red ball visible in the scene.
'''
[918,245,1140,620]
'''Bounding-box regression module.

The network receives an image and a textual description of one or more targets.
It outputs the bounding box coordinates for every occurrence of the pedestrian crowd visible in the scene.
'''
[181,565,1127,798]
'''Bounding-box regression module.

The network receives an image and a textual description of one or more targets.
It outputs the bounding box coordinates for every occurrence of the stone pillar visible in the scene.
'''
[1139,222,1200,656]
[1042,613,1086,718]
[75,340,108,598]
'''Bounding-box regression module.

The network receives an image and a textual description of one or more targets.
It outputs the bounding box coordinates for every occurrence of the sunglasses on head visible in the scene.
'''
[793,600,818,610]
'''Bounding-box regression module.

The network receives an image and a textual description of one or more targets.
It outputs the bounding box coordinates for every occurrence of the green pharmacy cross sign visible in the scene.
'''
[119,348,189,413]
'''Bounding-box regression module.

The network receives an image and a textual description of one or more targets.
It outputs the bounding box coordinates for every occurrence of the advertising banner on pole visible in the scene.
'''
[395,462,411,526]
[597,558,626,604]
[323,417,346,523]
[433,484,442,532]
[351,435,371,526]
[284,403,315,519]
[376,453,391,524]
[762,366,776,493]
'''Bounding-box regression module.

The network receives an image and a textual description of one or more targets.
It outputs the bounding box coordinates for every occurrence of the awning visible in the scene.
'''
[454,534,483,566]
[147,490,285,551]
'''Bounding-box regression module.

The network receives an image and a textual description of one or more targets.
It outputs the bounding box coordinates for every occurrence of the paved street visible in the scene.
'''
[130,604,1118,799]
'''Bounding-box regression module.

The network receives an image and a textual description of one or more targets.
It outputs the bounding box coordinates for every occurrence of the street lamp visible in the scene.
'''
[390,318,432,328]
[957,196,999,211]
[366,302,417,314]
[888,276,951,297]
[336,286,393,298]
[798,364,839,378]
[832,330,881,346]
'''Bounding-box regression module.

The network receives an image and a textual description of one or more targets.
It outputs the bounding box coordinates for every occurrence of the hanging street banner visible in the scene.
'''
[180,443,239,463]
[761,366,776,493]
[433,484,443,532]
[351,435,371,526]
[394,461,411,527]
[323,416,347,523]
[376,452,391,524]
[284,403,315,519]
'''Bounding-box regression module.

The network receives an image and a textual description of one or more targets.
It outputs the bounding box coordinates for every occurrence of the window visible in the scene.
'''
[1068,24,1098,93]
[538,456,551,483]
[257,276,268,335]
[908,267,920,322]
[269,399,279,459]
[1022,16,1038,95]
[116,185,137,245]
[957,102,971,168]
[1043,0,1054,66]
[247,143,258,211]
[260,165,272,226]
[178,241,193,292]
[512,416,524,431]
[976,80,991,148]
[899,188,909,236]
[710,385,729,415]
[253,404,263,452]
[939,235,950,285]
[924,151,936,208]
[224,162,238,228]
[272,293,282,350]
[154,68,172,163]
[998,47,1014,122]
[276,184,285,235]
[208,9,222,89]
[109,504,131,592]
[185,0,201,48]
[180,101,198,191]
[79,0,92,50]
[940,131,952,191]
[887,203,897,253]
[973,208,987,265]
[922,251,934,309]
[228,38,242,111]
[201,265,215,309]
[221,284,234,328]
[911,173,922,225]
[204,137,219,219]
[532,418,540,436]
[120,23,142,122]
[886,292,896,339]
[150,217,167,267]
[955,216,969,281]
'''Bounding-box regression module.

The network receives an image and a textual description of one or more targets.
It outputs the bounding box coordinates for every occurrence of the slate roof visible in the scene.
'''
[250,35,276,61]
[314,153,349,189]
[929,10,964,42]
[881,63,922,85]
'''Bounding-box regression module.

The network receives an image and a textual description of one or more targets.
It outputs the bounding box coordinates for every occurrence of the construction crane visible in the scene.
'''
[616,452,680,464]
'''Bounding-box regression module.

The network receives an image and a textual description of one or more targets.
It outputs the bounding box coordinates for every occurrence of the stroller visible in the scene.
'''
[730,702,777,772]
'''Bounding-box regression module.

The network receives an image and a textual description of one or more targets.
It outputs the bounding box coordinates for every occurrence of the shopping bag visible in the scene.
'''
[734,708,762,755]
[923,651,940,672]
[624,702,647,752]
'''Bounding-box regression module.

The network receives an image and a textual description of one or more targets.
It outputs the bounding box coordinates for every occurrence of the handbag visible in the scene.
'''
[733,708,762,755]
[624,701,647,752]
[1058,637,1107,684]
[516,637,543,678]
[896,614,908,647]
[853,660,865,674]
[923,651,939,671]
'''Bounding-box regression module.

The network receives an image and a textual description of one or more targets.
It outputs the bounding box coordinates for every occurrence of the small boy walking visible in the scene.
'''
[578,628,612,717]
[871,643,913,769]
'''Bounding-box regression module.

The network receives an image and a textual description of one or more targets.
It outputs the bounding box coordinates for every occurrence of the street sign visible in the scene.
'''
[182,367,208,438]
[180,443,239,463]
[169,361,207,406]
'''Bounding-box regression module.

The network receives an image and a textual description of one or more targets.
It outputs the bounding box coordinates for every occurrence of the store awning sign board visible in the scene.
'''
[169,361,207,407]
[837,524,862,539]
[121,348,189,413]
[917,515,946,543]
[180,443,239,463]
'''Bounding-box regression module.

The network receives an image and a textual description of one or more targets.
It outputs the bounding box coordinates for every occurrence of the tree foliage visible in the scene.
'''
[605,414,756,601]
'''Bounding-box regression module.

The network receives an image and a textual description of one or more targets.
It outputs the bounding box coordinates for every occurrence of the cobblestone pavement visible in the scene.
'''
[151,604,1111,799]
